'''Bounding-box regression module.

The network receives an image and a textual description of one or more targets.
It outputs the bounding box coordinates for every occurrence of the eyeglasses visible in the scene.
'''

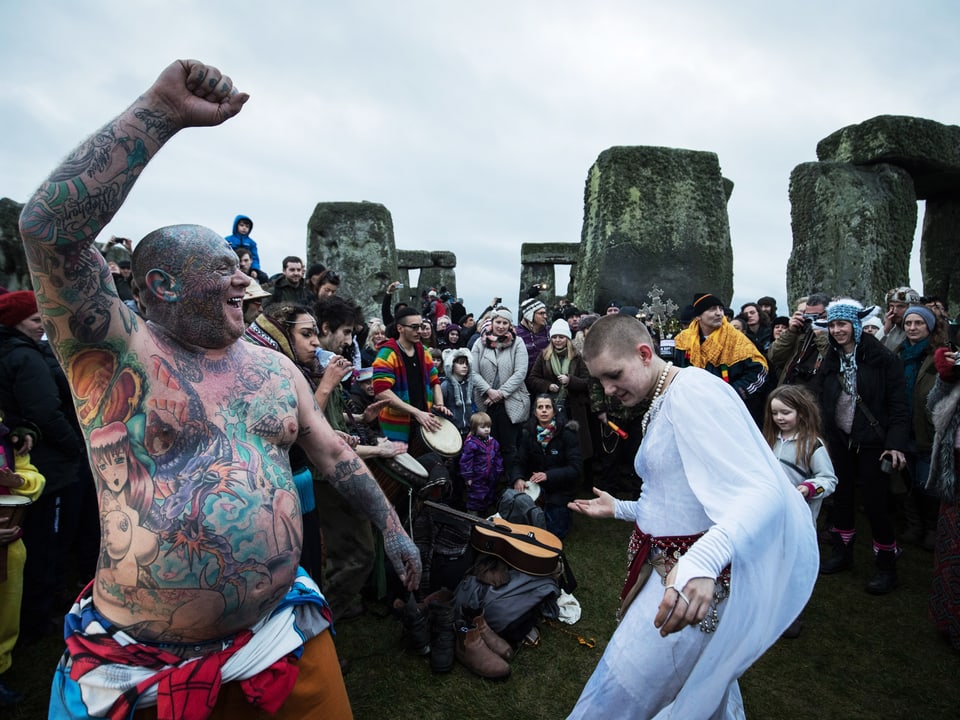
[399,323,420,330]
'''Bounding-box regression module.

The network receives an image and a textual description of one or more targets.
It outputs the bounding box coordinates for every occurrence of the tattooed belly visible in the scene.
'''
[93,480,304,643]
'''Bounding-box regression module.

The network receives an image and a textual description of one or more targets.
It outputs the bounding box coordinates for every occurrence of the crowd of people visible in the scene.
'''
[1,59,957,718]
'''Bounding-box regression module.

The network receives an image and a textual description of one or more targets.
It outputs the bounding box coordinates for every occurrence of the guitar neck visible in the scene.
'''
[423,501,562,555]
[423,500,499,530]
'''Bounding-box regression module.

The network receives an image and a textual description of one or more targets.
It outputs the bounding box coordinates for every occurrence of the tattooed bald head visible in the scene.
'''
[132,224,250,347]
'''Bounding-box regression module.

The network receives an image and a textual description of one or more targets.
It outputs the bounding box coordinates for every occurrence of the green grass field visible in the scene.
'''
[7,507,958,719]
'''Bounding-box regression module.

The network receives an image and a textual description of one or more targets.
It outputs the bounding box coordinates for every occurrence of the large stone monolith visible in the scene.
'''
[920,199,960,312]
[788,162,916,305]
[519,242,579,310]
[307,202,397,319]
[416,252,457,304]
[576,147,733,314]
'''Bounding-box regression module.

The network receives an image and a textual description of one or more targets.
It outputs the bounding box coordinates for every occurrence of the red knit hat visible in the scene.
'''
[0,290,39,327]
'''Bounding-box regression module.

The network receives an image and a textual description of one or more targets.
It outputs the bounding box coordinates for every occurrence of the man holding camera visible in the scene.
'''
[768,292,832,386]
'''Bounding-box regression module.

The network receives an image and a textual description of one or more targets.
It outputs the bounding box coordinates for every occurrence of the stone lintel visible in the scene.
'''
[397,249,434,268]
[817,115,960,200]
[520,242,580,266]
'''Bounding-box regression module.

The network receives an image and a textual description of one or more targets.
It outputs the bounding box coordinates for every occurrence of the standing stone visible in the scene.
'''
[576,147,733,315]
[788,162,916,305]
[519,242,579,310]
[307,202,397,319]
[417,251,458,305]
[920,199,960,311]
[397,250,458,312]
[0,198,31,292]
[816,115,960,303]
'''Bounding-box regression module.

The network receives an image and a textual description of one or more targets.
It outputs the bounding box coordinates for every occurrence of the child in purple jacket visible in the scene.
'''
[459,412,504,514]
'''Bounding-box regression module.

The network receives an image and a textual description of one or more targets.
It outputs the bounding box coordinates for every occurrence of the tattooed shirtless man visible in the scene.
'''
[20,60,419,719]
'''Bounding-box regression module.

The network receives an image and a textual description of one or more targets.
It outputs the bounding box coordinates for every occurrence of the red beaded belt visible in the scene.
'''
[621,525,731,604]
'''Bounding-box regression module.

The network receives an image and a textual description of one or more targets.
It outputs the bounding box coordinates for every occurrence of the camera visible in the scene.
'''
[494,297,502,305]
[802,313,819,324]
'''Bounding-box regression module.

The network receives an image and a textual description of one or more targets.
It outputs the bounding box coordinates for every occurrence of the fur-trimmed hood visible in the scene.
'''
[443,347,472,377]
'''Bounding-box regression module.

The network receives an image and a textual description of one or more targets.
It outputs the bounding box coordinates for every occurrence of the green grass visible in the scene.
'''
[7,508,959,719]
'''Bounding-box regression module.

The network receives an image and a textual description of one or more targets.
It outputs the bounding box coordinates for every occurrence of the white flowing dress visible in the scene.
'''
[568,368,818,720]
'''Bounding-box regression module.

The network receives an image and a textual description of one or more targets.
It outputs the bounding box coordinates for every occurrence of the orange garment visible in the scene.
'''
[674,318,768,372]
[134,630,352,720]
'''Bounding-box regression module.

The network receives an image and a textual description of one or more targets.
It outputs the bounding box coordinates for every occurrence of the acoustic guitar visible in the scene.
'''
[423,501,563,576]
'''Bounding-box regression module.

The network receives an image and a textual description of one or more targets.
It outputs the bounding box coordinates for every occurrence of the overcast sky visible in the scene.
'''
[1,1,956,317]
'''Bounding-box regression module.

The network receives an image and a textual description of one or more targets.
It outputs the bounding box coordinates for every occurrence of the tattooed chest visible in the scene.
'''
[71,347,301,465]
[179,365,300,451]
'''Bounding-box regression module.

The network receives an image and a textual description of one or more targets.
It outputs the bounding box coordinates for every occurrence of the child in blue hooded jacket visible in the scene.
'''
[225,214,261,270]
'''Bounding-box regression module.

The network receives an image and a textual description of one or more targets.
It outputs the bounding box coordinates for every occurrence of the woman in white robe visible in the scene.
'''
[569,365,818,719]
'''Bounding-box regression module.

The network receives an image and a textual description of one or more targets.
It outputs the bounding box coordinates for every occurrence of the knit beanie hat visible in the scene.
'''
[548,319,572,339]
[490,307,514,323]
[824,298,870,344]
[862,316,883,332]
[692,293,724,316]
[520,298,546,323]
[904,305,936,333]
[0,290,39,327]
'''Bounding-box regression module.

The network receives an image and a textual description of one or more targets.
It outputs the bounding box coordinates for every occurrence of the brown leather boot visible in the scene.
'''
[455,626,511,679]
[475,613,514,660]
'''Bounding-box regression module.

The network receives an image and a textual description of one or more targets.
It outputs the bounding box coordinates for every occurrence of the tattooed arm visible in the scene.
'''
[293,371,422,590]
[17,60,248,350]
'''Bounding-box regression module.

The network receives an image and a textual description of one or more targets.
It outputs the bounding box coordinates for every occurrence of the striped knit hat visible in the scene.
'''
[520,297,546,323]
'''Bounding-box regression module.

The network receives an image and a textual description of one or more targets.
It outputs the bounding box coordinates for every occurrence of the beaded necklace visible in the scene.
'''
[640,361,674,434]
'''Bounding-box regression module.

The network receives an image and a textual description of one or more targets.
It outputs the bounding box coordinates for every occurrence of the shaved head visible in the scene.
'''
[582,314,654,363]
[132,224,249,347]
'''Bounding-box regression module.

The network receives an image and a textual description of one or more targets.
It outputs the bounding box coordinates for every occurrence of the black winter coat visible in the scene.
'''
[510,420,582,507]
[0,326,84,493]
[814,332,910,451]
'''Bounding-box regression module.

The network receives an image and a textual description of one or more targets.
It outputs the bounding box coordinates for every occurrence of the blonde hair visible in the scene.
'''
[541,333,578,362]
[364,320,387,350]
[469,411,492,435]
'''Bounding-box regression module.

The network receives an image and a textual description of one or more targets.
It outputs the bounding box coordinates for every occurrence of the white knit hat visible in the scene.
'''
[548,319,572,339]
